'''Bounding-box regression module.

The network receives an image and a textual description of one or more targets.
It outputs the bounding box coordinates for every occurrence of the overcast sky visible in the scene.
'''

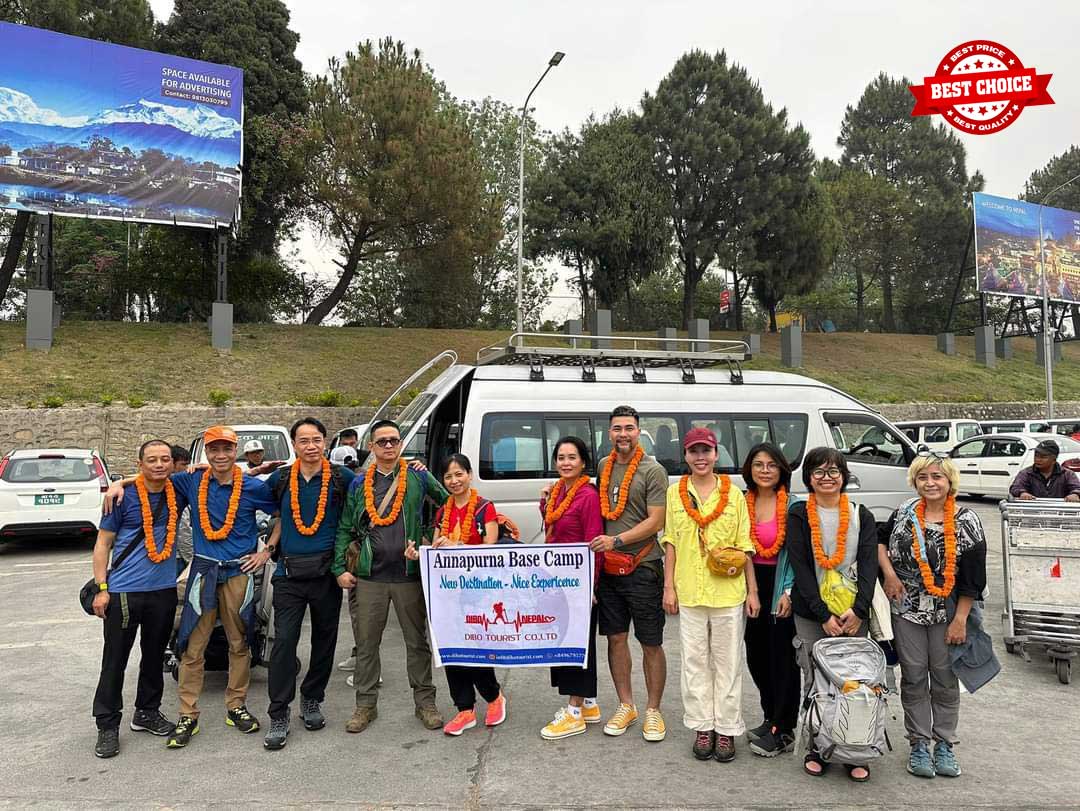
[151,0,1080,323]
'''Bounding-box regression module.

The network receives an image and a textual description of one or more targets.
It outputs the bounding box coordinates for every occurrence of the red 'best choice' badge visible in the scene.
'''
[909,40,1053,134]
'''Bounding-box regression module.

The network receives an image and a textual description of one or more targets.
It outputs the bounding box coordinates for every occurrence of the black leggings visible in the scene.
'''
[445,666,501,711]
[743,564,801,733]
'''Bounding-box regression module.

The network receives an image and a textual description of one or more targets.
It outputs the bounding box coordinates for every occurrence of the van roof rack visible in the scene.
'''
[477,333,748,384]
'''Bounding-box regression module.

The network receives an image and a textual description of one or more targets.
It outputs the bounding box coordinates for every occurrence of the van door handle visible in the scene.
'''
[847,474,861,490]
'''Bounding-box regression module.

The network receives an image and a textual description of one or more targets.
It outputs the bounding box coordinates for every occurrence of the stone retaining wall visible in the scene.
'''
[1,401,1077,475]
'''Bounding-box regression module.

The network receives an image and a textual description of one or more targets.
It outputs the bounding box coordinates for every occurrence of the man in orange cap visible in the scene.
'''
[105,425,279,749]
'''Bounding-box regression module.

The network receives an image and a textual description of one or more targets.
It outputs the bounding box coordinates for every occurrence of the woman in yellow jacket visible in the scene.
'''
[662,427,759,763]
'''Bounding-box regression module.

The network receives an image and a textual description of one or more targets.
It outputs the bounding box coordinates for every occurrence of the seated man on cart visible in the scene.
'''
[1008,440,1080,502]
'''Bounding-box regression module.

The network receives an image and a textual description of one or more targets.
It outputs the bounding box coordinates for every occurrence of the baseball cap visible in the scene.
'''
[242,439,265,454]
[330,446,358,466]
[683,427,718,450]
[1035,439,1060,456]
[203,425,238,446]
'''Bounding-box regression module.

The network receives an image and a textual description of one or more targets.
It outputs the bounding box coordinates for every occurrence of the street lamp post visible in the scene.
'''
[516,51,564,340]
[1036,171,1080,420]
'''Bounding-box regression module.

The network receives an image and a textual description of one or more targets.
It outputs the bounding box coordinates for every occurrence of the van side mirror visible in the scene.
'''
[109,473,123,481]
[916,443,929,453]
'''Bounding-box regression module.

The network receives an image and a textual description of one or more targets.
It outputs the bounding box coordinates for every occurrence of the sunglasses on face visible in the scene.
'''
[811,467,843,480]
[373,437,402,448]
[917,449,951,460]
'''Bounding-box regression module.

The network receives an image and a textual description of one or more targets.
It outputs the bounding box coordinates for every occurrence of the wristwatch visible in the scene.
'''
[97,582,109,592]
[613,536,624,549]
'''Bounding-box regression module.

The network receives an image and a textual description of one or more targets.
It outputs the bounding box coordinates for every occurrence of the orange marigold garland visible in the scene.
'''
[291,458,331,536]
[806,493,850,570]
[545,476,590,526]
[198,465,244,541]
[678,474,732,528]
[135,474,177,564]
[599,445,644,521]
[364,457,408,526]
[910,495,958,598]
[747,487,788,559]
[440,488,479,542]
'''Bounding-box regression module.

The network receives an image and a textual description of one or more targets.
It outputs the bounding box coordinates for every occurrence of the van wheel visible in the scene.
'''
[1056,658,1072,685]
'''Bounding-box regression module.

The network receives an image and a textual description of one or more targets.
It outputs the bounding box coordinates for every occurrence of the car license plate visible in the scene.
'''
[35,494,64,506]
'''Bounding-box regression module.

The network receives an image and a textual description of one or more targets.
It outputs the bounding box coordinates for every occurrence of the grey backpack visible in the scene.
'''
[802,637,891,765]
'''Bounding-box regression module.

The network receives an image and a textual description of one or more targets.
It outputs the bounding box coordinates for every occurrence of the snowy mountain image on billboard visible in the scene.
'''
[0,22,243,228]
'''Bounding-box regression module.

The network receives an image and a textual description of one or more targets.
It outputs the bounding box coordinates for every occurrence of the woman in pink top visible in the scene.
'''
[538,436,603,741]
[741,442,801,758]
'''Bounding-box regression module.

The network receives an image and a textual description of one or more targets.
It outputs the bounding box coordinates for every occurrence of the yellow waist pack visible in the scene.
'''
[707,547,748,578]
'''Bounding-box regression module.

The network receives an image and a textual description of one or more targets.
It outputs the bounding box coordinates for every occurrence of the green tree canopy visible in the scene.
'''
[641,50,814,329]
[298,38,496,325]
[528,109,670,322]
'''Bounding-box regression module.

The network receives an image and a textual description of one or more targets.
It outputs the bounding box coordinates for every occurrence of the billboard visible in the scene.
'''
[0,22,242,228]
[974,191,1080,304]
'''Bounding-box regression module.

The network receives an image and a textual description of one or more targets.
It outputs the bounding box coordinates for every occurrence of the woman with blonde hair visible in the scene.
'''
[879,451,987,780]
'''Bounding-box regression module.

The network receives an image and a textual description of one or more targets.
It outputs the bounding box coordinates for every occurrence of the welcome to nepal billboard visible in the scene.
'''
[974,192,1080,305]
[0,22,242,228]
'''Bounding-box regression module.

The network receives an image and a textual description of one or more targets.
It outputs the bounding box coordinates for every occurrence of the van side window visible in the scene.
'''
[690,414,808,470]
[479,416,545,479]
[957,424,980,441]
[640,416,681,471]
[1029,422,1050,434]
[825,415,911,467]
[924,424,950,444]
[901,427,918,442]
[544,417,592,468]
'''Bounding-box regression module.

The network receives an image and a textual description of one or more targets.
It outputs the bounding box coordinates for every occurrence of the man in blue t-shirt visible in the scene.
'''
[260,417,355,749]
[91,440,188,759]
[108,425,279,749]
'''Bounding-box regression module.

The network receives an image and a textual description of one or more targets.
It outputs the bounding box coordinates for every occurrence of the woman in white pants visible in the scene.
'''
[661,427,759,763]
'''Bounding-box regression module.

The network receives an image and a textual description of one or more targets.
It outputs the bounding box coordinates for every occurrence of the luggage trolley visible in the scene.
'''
[999,500,1080,684]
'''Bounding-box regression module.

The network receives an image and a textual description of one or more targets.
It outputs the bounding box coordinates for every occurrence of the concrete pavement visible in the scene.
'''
[1,497,1077,809]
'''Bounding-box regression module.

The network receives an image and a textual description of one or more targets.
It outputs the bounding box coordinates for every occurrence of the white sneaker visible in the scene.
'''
[337,655,356,671]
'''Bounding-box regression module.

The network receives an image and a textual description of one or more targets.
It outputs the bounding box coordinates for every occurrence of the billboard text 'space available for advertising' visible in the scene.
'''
[0,22,243,228]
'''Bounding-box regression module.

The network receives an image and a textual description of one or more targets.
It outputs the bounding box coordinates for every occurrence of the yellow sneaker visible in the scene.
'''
[642,708,666,742]
[603,703,638,736]
[541,708,586,740]
[582,704,602,724]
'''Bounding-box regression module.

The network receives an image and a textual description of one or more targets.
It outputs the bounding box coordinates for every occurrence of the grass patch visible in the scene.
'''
[208,388,232,407]
[0,322,1076,406]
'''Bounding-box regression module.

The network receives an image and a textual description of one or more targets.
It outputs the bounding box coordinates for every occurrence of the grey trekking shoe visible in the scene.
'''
[933,741,961,777]
[263,715,289,750]
[300,698,325,731]
[907,740,935,778]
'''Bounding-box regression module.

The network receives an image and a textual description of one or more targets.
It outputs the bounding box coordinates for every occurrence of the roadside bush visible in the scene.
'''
[43,395,64,408]
[208,389,232,407]
[302,390,344,407]
[126,395,146,409]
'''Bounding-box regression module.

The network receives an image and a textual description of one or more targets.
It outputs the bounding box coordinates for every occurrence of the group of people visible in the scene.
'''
[89,406,992,785]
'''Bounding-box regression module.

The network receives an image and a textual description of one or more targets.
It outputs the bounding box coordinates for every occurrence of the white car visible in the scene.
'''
[950,432,1080,498]
[0,448,112,541]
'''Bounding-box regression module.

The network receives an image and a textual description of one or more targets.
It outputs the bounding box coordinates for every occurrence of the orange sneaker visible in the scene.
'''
[443,709,477,736]
[485,693,507,727]
[603,703,638,736]
[582,703,602,724]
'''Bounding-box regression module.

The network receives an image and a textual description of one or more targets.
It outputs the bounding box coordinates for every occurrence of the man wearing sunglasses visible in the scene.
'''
[333,419,449,734]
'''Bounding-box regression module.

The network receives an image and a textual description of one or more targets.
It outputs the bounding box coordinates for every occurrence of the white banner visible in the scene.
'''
[419,543,594,668]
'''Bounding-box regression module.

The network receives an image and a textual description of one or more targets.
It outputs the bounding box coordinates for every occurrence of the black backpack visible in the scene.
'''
[272,463,350,515]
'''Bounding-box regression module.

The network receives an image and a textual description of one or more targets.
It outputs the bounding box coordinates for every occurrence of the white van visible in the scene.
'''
[980,419,1052,435]
[893,420,983,452]
[365,335,917,544]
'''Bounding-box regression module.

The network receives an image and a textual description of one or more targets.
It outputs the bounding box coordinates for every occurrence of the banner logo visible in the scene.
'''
[909,40,1053,134]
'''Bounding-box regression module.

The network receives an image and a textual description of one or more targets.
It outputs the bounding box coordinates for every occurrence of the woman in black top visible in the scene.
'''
[786,447,879,782]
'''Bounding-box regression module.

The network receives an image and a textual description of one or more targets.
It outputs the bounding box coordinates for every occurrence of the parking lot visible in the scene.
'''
[1,497,1078,809]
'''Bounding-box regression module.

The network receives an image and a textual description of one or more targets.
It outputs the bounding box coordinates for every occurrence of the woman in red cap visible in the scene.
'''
[661,427,758,763]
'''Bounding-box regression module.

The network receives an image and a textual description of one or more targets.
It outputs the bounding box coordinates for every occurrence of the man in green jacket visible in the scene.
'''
[333,419,448,733]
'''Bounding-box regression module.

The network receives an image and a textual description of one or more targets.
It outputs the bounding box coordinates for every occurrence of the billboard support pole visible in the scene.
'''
[210,227,232,351]
[1036,171,1080,420]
